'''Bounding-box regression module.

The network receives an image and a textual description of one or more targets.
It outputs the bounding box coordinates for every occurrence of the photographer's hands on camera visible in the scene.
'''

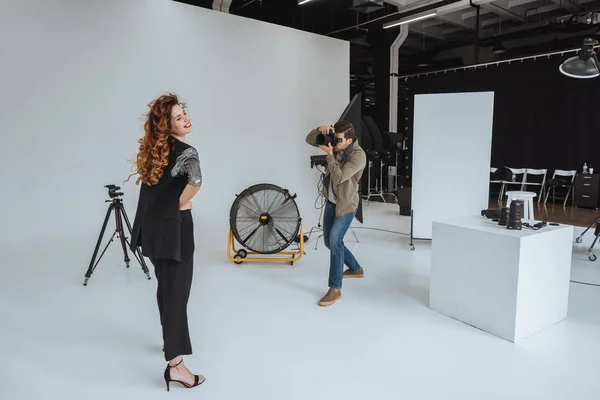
[317,126,334,155]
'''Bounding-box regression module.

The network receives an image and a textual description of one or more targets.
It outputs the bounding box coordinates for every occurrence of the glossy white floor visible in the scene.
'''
[2,201,600,399]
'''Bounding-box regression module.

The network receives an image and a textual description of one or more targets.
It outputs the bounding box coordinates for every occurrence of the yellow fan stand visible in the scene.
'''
[227,224,305,266]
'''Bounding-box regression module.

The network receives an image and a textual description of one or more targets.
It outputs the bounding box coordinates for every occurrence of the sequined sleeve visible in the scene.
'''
[171,147,202,186]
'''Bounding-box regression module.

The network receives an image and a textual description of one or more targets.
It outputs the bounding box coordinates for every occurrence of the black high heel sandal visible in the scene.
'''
[163,359,205,391]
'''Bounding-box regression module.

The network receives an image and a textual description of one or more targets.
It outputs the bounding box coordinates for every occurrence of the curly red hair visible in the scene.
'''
[129,93,181,186]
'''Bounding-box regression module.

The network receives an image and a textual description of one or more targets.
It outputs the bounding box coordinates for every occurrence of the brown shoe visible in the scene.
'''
[343,267,364,279]
[318,288,341,307]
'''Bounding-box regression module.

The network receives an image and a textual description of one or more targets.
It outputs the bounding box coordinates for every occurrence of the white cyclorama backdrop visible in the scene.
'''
[411,92,494,239]
[0,0,349,252]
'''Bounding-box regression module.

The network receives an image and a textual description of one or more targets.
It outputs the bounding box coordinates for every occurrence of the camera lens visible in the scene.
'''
[316,133,334,146]
[498,207,509,226]
[506,200,522,230]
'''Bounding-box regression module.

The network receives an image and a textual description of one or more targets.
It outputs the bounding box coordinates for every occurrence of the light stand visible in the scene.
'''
[308,173,326,247]
[83,185,151,286]
[574,215,600,261]
[365,151,386,204]
[309,155,360,250]
[365,150,398,205]
[380,150,398,204]
[308,155,327,242]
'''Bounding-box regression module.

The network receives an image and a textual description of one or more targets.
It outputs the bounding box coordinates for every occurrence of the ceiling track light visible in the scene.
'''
[559,38,600,79]
[383,11,437,29]
[492,43,506,54]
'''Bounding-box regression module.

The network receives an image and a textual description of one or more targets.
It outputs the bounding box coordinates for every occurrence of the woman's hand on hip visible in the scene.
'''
[180,201,192,210]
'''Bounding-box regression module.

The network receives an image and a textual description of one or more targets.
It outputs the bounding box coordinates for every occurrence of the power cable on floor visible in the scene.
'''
[351,227,410,236]
[570,280,600,287]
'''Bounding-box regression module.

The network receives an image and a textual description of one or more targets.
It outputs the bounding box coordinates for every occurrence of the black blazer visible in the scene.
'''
[130,138,194,262]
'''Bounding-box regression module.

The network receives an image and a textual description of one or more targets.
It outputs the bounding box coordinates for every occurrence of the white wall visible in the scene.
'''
[0,0,349,251]
[411,92,495,239]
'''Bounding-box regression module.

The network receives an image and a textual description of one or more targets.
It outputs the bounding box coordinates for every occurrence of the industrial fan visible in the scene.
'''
[227,183,304,265]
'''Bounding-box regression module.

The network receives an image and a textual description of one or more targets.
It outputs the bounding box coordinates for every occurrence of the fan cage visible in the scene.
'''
[229,183,302,254]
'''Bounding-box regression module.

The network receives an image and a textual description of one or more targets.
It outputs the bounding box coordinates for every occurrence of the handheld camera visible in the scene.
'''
[317,127,337,147]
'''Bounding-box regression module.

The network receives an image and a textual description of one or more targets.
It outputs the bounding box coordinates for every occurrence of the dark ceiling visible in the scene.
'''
[175,0,600,109]
[176,1,600,70]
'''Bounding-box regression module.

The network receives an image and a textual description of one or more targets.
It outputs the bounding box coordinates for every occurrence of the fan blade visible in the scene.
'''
[230,183,301,254]
[243,226,260,244]
[274,226,289,243]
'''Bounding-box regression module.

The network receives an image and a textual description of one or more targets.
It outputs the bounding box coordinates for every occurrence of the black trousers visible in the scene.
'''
[151,256,194,362]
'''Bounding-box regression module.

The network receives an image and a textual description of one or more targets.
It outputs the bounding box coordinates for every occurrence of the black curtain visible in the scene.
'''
[405,54,600,174]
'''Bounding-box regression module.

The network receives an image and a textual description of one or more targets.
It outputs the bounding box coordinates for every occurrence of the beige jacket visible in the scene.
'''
[305,128,367,217]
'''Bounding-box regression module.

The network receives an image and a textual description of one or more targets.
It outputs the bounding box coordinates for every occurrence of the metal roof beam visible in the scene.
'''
[409,25,446,39]
[549,0,578,12]
[437,10,476,29]
[481,2,527,22]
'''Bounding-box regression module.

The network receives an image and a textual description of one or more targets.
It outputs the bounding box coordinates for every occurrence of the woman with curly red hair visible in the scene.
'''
[129,93,205,390]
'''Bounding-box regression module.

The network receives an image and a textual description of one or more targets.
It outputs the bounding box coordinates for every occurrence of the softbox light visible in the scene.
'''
[559,38,600,79]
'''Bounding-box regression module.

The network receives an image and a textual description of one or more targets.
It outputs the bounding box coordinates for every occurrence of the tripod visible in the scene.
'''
[83,189,150,286]
[574,215,600,261]
[365,159,386,204]
[307,169,359,250]
[308,170,327,247]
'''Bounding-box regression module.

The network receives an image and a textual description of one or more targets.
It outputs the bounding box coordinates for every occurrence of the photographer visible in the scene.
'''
[305,121,367,307]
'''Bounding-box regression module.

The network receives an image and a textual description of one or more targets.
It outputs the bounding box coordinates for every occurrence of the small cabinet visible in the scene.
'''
[574,173,599,209]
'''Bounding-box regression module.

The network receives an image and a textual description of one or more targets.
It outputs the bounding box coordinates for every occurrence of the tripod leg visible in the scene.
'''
[308,226,323,240]
[409,209,415,251]
[350,228,359,243]
[315,234,323,250]
[84,204,114,285]
[119,204,151,279]
[579,215,600,239]
[114,205,131,268]
[380,161,386,203]
[366,161,372,205]
[589,230,600,261]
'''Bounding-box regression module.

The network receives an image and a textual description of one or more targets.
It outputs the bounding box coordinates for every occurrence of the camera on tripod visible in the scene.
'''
[105,184,123,199]
[84,184,150,286]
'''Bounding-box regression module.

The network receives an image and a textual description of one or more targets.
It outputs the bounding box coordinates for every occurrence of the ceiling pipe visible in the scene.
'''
[470,0,481,64]
[390,24,409,132]
[213,0,233,12]
[392,9,600,65]
[326,0,463,37]
[395,44,599,79]
[231,0,259,12]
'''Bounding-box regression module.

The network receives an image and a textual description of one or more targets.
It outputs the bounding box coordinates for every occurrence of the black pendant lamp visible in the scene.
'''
[559,38,600,79]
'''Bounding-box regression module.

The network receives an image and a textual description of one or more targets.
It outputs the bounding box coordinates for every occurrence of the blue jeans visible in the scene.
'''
[323,200,362,289]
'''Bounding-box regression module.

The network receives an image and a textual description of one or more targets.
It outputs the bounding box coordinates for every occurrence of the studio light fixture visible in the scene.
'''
[298,0,312,4]
[492,43,506,54]
[559,38,600,79]
[383,11,437,29]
